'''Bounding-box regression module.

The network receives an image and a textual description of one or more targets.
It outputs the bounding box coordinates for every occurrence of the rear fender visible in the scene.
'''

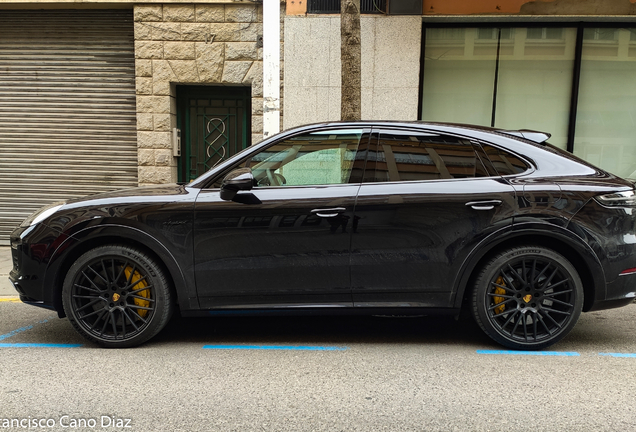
[452,223,605,311]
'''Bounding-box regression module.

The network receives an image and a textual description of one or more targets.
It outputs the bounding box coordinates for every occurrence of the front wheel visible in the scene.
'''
[62,245,173,348]
[472,246,583,350]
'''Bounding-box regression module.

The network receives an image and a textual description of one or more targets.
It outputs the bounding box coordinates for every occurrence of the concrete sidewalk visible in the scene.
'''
[1,246,17,296]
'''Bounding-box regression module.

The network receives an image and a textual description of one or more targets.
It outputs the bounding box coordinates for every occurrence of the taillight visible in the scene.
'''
[619,268,636,276]
[594,190,636,207]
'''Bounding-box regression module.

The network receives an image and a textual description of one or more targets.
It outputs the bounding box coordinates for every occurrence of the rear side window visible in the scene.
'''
[362,131,488,182]
[481,144,529,176]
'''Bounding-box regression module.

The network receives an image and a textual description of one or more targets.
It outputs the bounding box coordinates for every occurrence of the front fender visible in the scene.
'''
[44,223,198,315]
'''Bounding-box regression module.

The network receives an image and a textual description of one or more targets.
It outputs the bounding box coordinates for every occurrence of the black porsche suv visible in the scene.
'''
[9,122,636,349]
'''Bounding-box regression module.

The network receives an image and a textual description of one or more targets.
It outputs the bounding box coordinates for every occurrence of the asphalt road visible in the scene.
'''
[1,299,635,432]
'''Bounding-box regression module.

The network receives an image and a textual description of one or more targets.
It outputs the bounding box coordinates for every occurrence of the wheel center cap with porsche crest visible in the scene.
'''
[523,294,532,303]
[112,293,121,302]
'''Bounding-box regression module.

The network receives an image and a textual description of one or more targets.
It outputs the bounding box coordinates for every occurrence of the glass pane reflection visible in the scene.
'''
[422,28,497,126]
[574,28,636,179]
[421,27,576,149]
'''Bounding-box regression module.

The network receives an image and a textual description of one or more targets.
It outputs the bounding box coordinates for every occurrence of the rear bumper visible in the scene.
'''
[588,297,634,312]
[588,273,636,311]
[568,198,636,311]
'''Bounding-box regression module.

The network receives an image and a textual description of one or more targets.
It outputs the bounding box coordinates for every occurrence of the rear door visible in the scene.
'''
[351,128,517,308]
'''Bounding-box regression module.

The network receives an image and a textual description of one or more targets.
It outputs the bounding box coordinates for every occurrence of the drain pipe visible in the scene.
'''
[262,0,280,139]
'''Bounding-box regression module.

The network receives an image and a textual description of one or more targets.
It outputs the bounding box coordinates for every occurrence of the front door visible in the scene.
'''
[194,128,367,309]
[177,86,251,183]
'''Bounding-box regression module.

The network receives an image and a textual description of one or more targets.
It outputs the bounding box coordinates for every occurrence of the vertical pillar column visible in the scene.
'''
[262,0,280,138]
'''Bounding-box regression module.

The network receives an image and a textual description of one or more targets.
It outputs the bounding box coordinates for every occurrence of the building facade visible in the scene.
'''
[0,0,280,242]
[1,0,635,242]
[284,0,636,182]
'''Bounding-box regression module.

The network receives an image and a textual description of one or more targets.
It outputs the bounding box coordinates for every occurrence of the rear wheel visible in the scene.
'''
[62,245,173,348]
[472,246,583,350]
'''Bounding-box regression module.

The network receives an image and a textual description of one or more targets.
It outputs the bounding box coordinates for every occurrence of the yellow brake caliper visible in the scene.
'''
[124,266,150,318]
[493,276,507,315]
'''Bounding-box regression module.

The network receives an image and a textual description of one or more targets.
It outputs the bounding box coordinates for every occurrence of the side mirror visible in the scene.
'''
[220,168,255,201]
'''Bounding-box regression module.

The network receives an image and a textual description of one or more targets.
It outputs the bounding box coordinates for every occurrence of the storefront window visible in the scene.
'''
[421,28,497,127]
[495,28,576,148]
[421,25,636,177]
[421,27,575,149]
[574,28,636,179]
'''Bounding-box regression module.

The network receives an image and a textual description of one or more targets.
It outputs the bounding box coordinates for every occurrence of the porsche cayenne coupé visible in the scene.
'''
[9,122,636,349]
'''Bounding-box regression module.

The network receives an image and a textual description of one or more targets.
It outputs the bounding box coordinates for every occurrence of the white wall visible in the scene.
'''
[283,15,421,129]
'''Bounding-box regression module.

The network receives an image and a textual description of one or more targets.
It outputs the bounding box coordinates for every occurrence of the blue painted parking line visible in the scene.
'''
[0,317,51,341]
[599,352,636,358]
[0,316,83,348]
[0,343,82,348]
[0,324,36,341]
[203,344,348,351]
[477,349,580,356]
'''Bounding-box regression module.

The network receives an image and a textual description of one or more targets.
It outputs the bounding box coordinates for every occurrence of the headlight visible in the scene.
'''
[19,202,66,228]
[594,190,636,207]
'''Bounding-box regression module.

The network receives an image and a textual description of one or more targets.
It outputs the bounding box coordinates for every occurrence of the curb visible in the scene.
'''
[0,297,21,303]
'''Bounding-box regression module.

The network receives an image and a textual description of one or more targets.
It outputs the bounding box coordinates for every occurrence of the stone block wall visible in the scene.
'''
[134,3,266,185]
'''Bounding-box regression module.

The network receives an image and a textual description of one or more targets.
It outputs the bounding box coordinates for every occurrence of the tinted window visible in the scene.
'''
[246,129,362,186]
[481,144,529,175]
[363,131,488,182]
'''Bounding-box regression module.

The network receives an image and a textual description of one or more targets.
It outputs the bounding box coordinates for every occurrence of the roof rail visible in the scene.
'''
[499,129,551,144]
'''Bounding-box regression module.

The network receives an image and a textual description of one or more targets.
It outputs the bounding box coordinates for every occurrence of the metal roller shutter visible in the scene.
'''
[0,10,137,244]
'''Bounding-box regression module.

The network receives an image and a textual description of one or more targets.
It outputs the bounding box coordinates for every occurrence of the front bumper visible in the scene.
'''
[9,224,67,311]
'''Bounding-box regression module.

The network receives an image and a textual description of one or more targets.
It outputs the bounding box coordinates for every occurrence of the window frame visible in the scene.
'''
[360,127,512,184]
[249,133,362,187]
[474,141,534,178]
[307,0,386,14]
[201,126,370,190]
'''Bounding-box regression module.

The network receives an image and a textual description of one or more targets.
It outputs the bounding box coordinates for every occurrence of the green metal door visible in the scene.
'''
[177,86,251,182]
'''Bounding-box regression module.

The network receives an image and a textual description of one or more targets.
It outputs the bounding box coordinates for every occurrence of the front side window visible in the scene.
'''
[246,129,362,187]
[363,131,488,182]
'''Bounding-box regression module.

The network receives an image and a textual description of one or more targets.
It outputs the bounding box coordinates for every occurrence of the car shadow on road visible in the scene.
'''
[153,312,496,349]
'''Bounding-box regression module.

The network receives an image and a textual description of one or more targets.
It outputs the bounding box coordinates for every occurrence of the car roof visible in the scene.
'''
[284,121,551,144]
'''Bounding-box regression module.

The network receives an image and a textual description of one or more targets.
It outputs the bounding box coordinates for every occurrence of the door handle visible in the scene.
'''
[465,200,502,211]
[311,207,346,218]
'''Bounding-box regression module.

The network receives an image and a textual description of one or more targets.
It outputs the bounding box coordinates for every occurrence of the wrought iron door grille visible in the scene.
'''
[177,86,250,183]
[203,115,233,172]
[308,0,386,14]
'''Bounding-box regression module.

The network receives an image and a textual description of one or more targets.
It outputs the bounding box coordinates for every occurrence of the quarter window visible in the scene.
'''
[363,131,488,182]
[481,144,528,175]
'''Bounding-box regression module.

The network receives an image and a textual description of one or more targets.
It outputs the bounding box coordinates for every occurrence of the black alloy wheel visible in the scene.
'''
[472,246,583,350]
[62,245,173,348]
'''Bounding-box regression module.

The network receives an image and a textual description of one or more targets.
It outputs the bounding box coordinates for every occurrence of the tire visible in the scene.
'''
[472,246,583,350]
[62,245,173,348]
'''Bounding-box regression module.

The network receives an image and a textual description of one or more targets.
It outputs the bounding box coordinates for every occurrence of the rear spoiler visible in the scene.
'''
[499,129,551,144]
